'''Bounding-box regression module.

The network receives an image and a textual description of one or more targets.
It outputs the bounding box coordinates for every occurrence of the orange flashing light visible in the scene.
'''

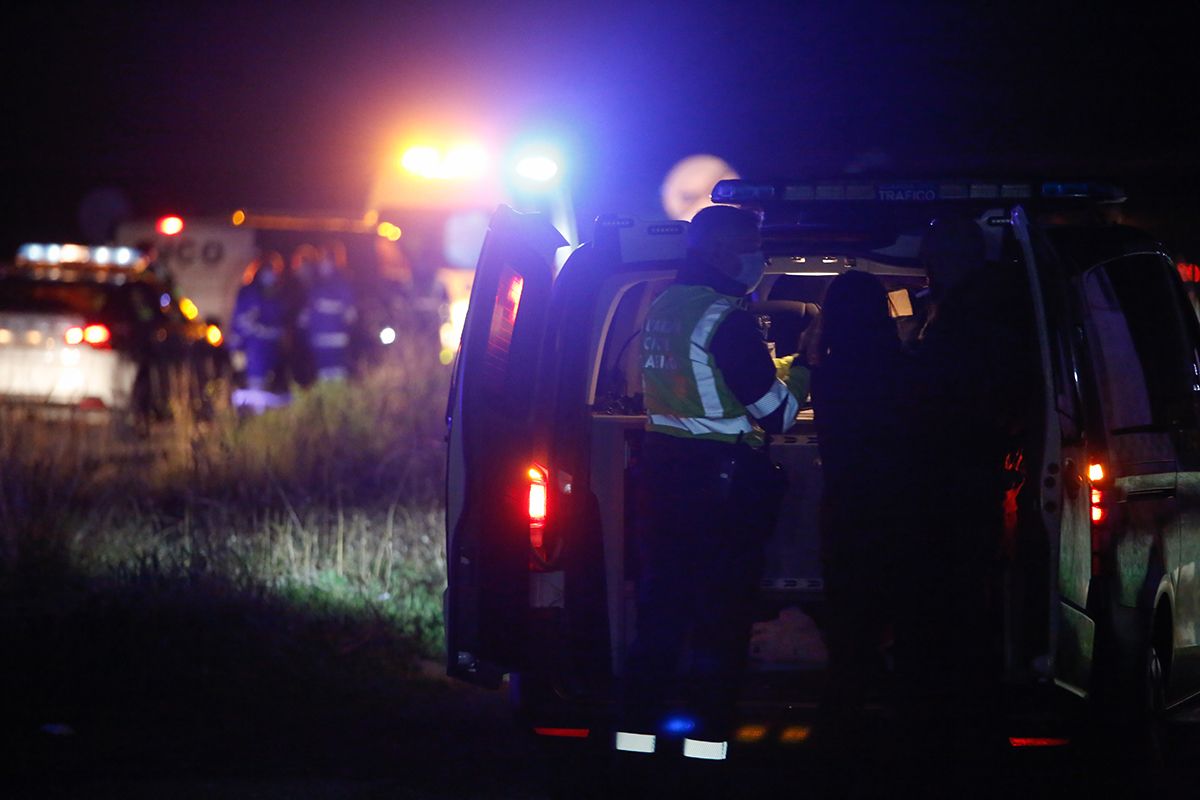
[734,724,768,743]
[778,725,811,744]
[1088,463,1105,482]
[205,324,223,347]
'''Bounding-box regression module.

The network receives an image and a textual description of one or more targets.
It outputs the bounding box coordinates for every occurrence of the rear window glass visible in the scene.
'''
[0,277,170,323]
[1085,254,1199,430]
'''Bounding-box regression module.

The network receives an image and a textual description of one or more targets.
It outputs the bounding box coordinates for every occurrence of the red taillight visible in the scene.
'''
[533,727,589,739]
[1089,461,1109,575]
[528,464,548,555]
[1009,737,1070,748]
[83,324,111,346]
[157,215,184,236]
[65,324,111,348]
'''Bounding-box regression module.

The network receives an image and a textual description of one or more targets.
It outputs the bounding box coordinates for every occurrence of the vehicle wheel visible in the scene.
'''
[1141,642,1168,770]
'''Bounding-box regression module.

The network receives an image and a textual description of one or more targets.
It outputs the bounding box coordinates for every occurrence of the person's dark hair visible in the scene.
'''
[919,214,986,300]
[818,270,896,362]
[686,204,761,250]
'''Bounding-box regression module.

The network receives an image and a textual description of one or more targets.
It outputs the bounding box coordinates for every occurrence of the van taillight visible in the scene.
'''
[1089,461,1109,575]
[528,464,548,556]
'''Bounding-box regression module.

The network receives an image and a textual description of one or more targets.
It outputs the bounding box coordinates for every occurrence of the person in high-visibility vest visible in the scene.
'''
[616,205,812,763]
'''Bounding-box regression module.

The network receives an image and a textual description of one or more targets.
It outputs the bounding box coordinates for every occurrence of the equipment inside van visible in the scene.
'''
[445,180,1200,750]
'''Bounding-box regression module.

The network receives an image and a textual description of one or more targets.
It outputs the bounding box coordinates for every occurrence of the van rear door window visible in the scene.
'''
[1085,254,1197,431]
[481,265,524,395]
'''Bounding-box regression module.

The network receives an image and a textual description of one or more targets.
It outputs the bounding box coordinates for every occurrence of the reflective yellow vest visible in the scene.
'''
[641,284,764,446]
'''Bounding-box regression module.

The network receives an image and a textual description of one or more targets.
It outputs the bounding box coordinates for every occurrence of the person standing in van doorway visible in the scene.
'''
[900,214,1037,764]
[807,270,921,762]
[299,240,359,382]
[616,205,811,764]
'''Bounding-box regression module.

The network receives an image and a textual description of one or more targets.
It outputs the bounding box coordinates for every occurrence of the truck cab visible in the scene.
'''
[444,180,1200,748]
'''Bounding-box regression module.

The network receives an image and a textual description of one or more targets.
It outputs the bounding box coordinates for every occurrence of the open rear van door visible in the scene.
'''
[445,206,567,686]
[1012,207,1095,696]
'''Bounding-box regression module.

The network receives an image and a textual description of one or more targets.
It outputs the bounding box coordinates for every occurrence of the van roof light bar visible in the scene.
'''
[713,179,1125,205]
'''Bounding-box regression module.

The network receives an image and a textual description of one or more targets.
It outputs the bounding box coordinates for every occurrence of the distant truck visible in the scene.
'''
[115,216,255,328]
[116,209,485,366]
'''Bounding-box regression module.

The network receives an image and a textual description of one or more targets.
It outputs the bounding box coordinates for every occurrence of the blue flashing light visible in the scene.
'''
[662,715,696,735]
[1040,181,1126,203]
[711,180,775,204]
[160,293,171,308]
[515,155,559,183]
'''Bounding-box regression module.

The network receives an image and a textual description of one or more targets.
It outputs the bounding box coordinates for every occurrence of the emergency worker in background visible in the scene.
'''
[289,243,320,386]
[899,214,1037,760]
[230,251,289,397]
[617,205,810,763]
[298,241,358,381]
[808,270,921,755]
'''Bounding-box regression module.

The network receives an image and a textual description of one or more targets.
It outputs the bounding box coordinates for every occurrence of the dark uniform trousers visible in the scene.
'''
[621,432,780,741]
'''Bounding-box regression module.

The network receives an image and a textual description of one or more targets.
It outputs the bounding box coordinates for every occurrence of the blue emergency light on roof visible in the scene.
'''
[711,180,776,204]
[663,715,697,735]
[713,179,1054,205]
[1040,181,1127,203]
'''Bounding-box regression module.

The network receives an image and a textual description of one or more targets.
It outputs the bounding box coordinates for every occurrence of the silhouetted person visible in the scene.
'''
[897,214,1037,768]
[809,270,919,759]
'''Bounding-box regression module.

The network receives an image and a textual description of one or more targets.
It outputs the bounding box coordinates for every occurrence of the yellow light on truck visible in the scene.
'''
[179,297,199,320]
[205,324,223,347]
[376,222,402,241]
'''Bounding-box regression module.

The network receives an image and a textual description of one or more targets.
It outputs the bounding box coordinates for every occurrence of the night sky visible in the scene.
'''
[5,1,1200,254]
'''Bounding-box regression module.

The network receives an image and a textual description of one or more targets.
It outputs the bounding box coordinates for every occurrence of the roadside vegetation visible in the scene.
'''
[1,339,455,778]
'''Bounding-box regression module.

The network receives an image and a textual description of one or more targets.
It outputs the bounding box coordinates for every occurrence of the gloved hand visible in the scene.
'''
[773,354,796,381]
[785,359,812,406]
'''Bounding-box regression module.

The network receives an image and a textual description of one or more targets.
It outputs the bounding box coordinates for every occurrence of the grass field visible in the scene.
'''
[1,340,454,749]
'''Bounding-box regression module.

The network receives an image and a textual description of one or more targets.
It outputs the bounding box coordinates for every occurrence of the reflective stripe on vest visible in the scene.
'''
[642,284,754,444]
[746,378,800,423]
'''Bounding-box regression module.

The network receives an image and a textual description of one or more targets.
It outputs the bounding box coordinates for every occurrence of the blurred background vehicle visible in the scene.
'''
[114,134,581,371]
[0,243,228,427]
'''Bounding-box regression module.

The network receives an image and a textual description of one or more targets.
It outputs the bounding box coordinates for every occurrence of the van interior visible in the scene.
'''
[585,253,940,698]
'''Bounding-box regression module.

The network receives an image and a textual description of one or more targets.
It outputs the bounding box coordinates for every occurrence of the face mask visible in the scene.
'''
[734,251,766,292]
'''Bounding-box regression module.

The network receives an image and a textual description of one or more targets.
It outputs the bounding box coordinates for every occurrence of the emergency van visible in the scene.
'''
[444,181,1200,750]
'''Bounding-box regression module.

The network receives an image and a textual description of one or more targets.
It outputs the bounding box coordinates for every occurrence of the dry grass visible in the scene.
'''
[0,338,451,656]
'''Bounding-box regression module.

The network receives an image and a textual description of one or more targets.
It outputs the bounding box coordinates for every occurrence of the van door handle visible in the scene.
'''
[1061,458,1080,498]
[1122,487,1175,502]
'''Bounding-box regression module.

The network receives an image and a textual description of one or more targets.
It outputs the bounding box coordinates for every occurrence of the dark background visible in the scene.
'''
[4,1,1200,256]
